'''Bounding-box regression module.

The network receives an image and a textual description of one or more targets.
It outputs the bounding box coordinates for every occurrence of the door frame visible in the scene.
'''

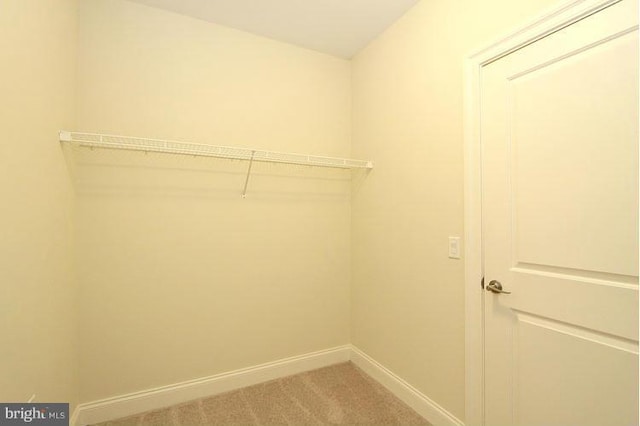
[462,0,623,424]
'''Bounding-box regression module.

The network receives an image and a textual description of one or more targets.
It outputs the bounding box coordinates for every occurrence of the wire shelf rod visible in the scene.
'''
[59,131,373,170]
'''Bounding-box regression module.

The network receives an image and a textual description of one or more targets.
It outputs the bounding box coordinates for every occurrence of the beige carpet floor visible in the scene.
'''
[92,362,430,425]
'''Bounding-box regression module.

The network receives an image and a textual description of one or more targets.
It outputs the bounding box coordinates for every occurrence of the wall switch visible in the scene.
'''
[449,237,461,259]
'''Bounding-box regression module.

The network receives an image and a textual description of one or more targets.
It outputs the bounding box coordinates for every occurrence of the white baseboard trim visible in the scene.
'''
[76,345,350,426]
[75,344,462,426]
[69,405,80,426]
[350,346,464,426]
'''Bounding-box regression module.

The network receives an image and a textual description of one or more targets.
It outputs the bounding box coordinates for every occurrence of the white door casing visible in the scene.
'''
[464,0,639,425]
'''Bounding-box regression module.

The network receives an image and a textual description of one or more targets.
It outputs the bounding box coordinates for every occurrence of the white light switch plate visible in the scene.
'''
[449,237,461,259]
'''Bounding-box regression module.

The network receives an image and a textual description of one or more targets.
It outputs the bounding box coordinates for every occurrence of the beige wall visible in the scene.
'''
[0,0,79,410]
[351,0,558,420]
[74,0,353,402]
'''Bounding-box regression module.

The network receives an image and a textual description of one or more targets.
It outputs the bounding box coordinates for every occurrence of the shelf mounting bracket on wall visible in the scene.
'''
[242,150,256,198]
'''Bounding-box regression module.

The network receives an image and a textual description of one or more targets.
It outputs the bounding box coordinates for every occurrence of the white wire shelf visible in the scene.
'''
[59,131,373,170]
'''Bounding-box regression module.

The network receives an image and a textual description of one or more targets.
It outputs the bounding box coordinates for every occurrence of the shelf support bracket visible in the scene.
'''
[241,150,256,198]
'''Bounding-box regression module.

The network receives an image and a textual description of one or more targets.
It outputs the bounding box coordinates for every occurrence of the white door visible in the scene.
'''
[481,0,639,425]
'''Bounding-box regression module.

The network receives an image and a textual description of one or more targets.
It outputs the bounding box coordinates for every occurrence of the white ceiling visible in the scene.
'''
[127,0,420,58]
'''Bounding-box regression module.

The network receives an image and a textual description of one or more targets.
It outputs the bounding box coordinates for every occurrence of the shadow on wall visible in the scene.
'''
[61,143,365,203]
